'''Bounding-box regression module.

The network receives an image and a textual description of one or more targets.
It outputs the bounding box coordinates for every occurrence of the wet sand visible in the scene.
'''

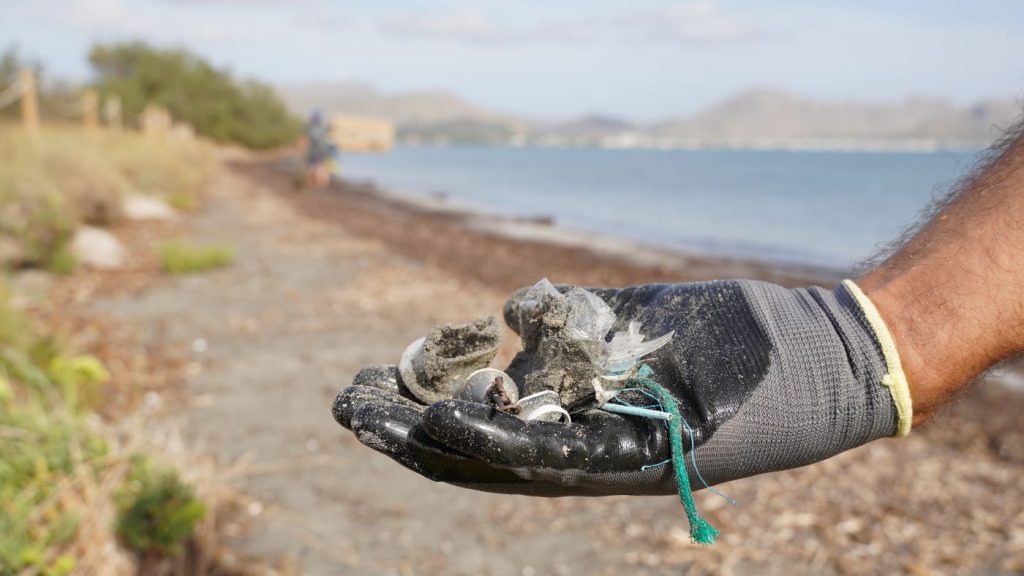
[86,152,1024,575]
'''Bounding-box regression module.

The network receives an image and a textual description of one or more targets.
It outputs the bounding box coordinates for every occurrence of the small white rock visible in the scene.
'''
[247,501,264,517]
[122,195,177,221]
[71,226,125,270]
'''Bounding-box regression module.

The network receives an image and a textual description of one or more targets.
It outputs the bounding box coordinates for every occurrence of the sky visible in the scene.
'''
[3,0,1024,121]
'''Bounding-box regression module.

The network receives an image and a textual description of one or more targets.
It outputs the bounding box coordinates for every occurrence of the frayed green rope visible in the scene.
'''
[629,365,719,545]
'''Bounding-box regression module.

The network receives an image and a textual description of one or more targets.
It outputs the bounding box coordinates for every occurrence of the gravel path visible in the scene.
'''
[89,161,1024,575]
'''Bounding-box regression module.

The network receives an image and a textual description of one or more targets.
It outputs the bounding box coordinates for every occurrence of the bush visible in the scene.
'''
[158,240,234,275]
[166,191,199,212]
[89,41,301,149]
[0,399,107,576]
[46,242,78,275]
[0,170,76,269]
[115,458,206,556]
[0,284,111,576]
[47,354,110,410]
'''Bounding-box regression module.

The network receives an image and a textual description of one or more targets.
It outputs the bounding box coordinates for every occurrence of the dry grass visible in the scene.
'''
[0,125,215,270]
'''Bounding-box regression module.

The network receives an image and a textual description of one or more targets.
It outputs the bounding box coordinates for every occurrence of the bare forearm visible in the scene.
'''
[858,119,1024,424]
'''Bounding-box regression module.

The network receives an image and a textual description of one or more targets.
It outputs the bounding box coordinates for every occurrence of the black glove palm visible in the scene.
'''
[333,280,905,498]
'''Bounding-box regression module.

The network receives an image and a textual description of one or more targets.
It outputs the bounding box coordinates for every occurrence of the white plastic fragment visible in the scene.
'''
[398,336,427,398]
[516,390,571,423]
[457,368,519,405]
[604,321,675,373]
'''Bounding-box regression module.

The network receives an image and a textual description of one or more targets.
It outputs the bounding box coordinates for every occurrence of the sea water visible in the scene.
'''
[340,145,979,271]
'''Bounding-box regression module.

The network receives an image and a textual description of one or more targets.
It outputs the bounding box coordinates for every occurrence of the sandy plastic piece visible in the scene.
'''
[396,279,672,417]
[398,317,502,404]
[457,368,520,405]
[516,390,571,423]
[398,336,427,401]
[514,278,562,345]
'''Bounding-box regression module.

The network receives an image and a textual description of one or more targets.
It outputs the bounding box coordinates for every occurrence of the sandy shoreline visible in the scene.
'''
[347,171,846,280]
[252,155,841,292]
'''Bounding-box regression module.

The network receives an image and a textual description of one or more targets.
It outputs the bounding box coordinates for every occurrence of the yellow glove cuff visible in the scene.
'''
[842,279,913,437]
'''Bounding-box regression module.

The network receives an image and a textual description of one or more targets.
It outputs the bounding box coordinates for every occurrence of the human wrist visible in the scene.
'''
[854,269,995,426]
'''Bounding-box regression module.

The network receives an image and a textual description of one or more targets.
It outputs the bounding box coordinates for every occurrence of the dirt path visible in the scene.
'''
[87,165,671,575]
[88,159,1024,575]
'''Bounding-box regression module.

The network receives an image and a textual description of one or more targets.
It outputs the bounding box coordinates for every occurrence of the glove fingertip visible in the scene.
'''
[332,386,361,429]
[352,363,401,390]
[332,384,420,429]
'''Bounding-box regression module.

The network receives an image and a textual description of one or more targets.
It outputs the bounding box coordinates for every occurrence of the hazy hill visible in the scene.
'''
[650,89,1018,145]
[542,114,636,138]
[278,82,1019,148]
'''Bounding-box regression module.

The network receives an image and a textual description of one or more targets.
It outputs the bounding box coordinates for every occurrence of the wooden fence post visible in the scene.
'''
[103,94,122,129]
[83,88,98,130]
[19,69,39,135]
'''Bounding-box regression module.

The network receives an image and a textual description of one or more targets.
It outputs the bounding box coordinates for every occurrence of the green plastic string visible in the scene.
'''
[629,365,719,545]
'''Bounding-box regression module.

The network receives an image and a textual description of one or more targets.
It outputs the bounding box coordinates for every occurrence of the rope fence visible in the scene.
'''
[40,92,88,119]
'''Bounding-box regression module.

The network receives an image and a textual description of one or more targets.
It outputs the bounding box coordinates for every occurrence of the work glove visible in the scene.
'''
[332,279,911,498]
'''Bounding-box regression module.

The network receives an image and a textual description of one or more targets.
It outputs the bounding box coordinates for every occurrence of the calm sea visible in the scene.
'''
[340,146,980,271]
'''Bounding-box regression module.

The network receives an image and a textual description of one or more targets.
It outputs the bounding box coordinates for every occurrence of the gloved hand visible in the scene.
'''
[332,279,911,497]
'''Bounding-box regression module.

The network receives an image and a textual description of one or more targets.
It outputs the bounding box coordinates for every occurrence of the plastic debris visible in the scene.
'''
[395,278,673,418]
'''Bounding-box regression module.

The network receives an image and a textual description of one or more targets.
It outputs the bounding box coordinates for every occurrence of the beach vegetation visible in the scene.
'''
[46,243,79,275]
[158,240,235,274]
[115,456,207,557]
[0,278,211,574]
[0,284,104,575]
[0,123,223,572]
[167,190,200,212]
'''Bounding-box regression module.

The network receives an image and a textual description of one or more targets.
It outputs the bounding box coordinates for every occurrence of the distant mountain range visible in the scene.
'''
[278,82,1020,150]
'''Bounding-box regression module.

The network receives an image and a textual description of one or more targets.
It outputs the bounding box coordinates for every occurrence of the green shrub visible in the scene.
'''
[166,191,199,212]
[0,379,110,576]
[0,281,114,575]
[115,458,206,556]
[47,354,110,410]
[0,283,30,350]
[46,242,78,275]
[89,41,301,149]
[158,240,234,275]
[0,193,76,271]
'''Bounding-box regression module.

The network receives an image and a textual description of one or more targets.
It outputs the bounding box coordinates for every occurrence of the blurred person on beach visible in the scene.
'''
[334,117,1024,530]
[301,109,331,189]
